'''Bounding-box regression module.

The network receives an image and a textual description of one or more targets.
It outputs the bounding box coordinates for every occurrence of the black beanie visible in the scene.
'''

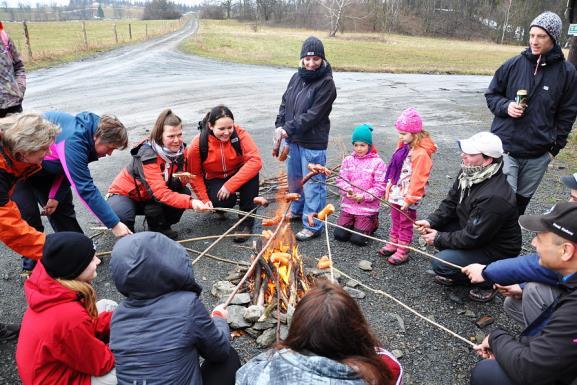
[42,232,96,280]
[300,36,325,59]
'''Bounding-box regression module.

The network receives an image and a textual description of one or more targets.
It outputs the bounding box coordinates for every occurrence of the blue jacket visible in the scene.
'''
[482,253,560,287]
[42,111,119,228]
[109,232,231,385]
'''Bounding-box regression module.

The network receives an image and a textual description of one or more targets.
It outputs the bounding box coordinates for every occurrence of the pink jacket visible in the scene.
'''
[336,149,387,215]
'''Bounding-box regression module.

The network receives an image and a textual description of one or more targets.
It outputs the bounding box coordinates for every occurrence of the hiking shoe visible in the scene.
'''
[295,229,320,241]
[434,275,456,286]
[0,323,20,343]
[468,287,497,303]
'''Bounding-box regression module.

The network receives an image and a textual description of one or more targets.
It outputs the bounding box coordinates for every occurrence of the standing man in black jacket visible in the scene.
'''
[471,202,577,385]
[485,11,577,215]
[415,132,521,302]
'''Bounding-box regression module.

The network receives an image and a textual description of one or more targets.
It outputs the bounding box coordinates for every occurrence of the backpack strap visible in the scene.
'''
[199,127,243,164]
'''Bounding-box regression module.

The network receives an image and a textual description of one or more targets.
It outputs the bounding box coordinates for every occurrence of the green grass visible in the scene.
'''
[4,19,185,70]
[181,19,571,75]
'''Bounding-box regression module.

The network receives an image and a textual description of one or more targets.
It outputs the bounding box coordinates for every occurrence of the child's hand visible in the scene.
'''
[400,202,410,211]
[353,193,364,203]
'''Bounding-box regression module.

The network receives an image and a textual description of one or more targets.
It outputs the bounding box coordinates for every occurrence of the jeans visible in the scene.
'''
[470,359,515,385]
[286,143,326,233]
[431,248,495,287]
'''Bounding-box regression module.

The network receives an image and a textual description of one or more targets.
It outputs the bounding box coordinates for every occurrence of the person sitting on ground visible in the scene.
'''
[0,21,26,118]
[415,132,521,302]
[333,123,387,247]
[378,108,436,264]
[462,175,577,326]
[470,202,577,385]
[186,105,262,243]
[236,281,403,385]
[107,109,208,239]
[16,232,117,385]
[109,232,240,385]
[12,111,132,272]
[0,112,59,342]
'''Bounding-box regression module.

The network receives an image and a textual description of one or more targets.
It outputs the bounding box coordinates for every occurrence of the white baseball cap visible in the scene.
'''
[458,132,503,159]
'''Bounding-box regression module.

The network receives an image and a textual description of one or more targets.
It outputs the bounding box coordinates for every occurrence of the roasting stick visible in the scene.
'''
[191,207,258,265]
[212,207,270,221]
[312,215,463,270]
[318,205,336,283]
[223,203,295,307]
[184,247,250,267]
[332,265,475,348]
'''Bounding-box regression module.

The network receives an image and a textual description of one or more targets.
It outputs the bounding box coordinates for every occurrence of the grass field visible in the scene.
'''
[3,19,184,70]
[181,19,571,76]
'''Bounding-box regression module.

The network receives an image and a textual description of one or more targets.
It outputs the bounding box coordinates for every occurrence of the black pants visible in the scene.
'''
[13,174,82,270]
[200,346,241,385]
[107,187,190,232]
[0,104,23,118]
[205,174,259,224]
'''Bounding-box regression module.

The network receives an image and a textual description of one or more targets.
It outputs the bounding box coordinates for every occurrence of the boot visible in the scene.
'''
[378,239,397,257]
[387,243,410,265]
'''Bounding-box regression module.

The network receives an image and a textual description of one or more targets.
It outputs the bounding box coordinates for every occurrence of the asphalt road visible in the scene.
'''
[1,16,569,385]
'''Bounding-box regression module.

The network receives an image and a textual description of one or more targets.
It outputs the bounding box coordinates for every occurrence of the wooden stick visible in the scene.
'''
[212,207,270,221]
[191,208,257,265]
[332,266,475,348]
[223,204,292,307]
[184,247,250,266]
[323,215,335,283]
[316,218,463,270]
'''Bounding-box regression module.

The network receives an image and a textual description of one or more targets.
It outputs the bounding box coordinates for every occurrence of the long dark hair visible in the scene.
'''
[150,109,182,146]
[198,105,234,131]
[282,281,393,385]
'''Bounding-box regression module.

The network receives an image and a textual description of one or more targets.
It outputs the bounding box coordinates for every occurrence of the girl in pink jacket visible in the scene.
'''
[334,124,387,246]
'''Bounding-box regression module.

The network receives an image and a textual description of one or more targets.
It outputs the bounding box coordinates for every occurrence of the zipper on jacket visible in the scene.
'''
[220,141,228,178]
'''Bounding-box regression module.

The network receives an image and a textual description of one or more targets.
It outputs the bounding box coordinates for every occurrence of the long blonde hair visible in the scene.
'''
[410,130,430,148]
[56,279,98,319]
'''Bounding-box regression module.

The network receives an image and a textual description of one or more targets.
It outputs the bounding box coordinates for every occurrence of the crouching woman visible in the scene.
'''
[16,232,117,385]
[109,232,241,385]
[108,109,206,239]
[236,281,403,385]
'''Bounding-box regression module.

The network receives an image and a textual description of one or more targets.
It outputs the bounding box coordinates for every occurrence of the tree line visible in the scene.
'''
[201,0,572,45]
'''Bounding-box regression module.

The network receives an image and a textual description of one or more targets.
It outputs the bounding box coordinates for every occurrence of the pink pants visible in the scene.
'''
[389,204,417,244]
[337,211,379,234]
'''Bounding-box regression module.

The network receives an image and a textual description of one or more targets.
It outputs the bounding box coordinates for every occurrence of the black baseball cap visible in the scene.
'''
[561,173,577,190]
[519,202,577,243]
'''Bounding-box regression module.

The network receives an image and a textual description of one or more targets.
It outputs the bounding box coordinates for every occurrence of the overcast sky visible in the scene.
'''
[4,0,200,6]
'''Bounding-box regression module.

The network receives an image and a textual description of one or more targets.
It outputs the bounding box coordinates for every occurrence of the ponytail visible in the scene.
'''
[150,108,182,146]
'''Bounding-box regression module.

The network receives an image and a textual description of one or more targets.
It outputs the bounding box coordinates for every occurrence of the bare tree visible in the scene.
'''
[322,0,351,36]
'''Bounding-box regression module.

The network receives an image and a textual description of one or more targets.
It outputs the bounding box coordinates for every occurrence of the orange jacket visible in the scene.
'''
[0,145,46,259]
[186,125,262,202]
[390,136,437,205]
[108,141,192,209]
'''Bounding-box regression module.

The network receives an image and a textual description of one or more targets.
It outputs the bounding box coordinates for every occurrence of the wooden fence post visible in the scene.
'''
[113,23,118,44]
[22,21,33,60]
[128,23,132,40]
[81,21,88,49]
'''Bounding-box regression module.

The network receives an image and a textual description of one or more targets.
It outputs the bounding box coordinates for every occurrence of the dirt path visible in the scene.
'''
[2,17,567,385]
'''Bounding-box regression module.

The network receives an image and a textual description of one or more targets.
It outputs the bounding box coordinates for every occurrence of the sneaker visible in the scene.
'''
[468,287,497,303]
[0,323,20,343]
[295,229,320,241]
[434,275,456,286]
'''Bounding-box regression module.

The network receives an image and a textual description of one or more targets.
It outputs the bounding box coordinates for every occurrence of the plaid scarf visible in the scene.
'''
[457,162,500,203]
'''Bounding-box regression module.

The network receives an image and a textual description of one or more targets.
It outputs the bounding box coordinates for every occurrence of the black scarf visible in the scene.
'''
[298,60,332,83]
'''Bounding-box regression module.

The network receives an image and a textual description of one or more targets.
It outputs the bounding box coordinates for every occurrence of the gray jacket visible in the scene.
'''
[236,349,369,385]
[109,232,231,385]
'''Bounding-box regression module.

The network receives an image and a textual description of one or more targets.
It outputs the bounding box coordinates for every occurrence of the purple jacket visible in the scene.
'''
[336,149,386,216]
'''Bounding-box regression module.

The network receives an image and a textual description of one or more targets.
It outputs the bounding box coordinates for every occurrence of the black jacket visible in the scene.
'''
[427,165,521,260]
[275,62,337,150]
[489,272,577,385]
[485,46,577,158]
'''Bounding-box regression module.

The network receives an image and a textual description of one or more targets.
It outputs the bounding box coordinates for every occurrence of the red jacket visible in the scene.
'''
[16,262,115,385]
[186,125,262,202]
[0,144,45,259]
[108,141,191,209]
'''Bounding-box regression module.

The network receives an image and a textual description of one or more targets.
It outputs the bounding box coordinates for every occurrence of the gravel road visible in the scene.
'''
[1,16,570,385]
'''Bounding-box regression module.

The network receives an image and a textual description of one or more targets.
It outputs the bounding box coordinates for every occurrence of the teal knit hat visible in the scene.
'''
[352,124,373,145]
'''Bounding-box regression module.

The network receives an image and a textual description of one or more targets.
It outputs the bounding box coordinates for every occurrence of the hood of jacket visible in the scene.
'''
[110,232,202,300]
[521,44,564,65]
[24,262,78,313]
[396,135,437,156]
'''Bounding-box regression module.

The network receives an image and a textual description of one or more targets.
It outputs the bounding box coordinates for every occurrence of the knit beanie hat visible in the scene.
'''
[352,124,373,145]
[395,108,423,133]
[42,232,96,280]
[300,36,325,59]
[530,11,562,44]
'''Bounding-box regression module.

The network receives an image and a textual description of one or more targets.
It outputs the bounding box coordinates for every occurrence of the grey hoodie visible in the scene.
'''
[109,232,231,385]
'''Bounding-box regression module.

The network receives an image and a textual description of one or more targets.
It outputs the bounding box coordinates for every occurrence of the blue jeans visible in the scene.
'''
[286,143,326,233]
[470,359,515,385]
[431,248,495,287]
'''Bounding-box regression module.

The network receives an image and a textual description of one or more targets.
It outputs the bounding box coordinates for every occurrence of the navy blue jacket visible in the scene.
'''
[109,232,231,385]
[485,45,577,158]
[275,62,337,150]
